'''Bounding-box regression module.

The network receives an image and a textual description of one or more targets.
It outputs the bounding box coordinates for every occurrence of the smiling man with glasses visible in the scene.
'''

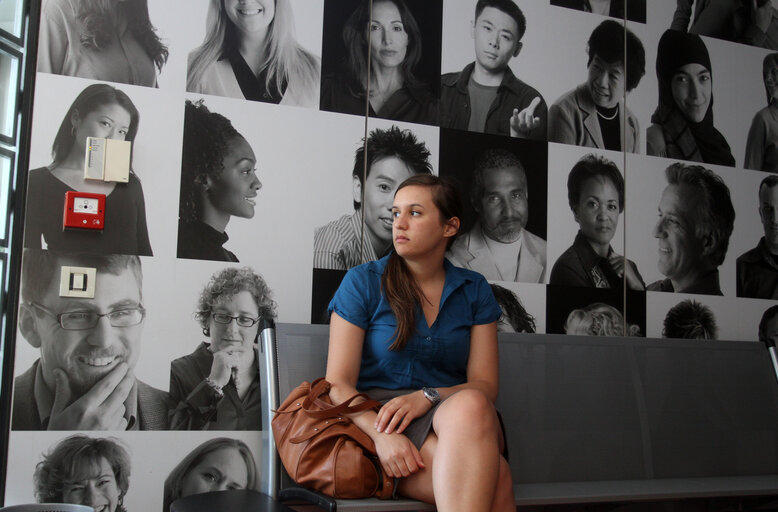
[13,249,172,430]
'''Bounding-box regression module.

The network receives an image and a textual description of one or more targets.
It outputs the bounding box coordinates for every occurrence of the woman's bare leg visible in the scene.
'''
[397,389,515,512]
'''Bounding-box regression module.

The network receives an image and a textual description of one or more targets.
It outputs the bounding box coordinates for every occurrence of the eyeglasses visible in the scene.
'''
[210,312,260,327]
[30,302,146,330]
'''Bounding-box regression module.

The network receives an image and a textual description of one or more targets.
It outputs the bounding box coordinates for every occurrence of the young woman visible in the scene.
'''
[163,438,259,512]
[745,53,778,172]
[34,435,132,512]
[320,0,437,125]
[177,100,262,262]
[38,0,168,87]
[187,0,320,107]
[325,174,515,511]
[646,29,735,166]
[550,154,644,290]
[169,266,276,431]
[24,83,153,256]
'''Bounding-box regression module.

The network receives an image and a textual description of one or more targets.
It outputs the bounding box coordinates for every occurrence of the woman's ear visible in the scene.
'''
[572,206,580,224]
[444,216,460,238]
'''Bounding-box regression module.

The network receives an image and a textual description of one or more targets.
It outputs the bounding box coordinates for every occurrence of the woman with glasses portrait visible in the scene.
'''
[169,266,276,430]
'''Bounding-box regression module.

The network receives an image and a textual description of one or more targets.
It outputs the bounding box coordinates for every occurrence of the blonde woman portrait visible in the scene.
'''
[187,0,321,107]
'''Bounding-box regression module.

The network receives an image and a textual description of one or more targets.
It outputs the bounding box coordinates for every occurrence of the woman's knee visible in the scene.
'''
[434,389,499,436]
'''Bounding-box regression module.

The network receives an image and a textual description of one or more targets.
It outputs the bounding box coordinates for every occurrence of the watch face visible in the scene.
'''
[73,197,99,214]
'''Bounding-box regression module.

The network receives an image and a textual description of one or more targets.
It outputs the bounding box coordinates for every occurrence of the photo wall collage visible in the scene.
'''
[5,0,778,510]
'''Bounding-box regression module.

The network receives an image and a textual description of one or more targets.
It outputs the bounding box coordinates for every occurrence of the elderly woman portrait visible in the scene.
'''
[169,267,276,430]
[549,20,645,153]
[320,0,437,125]
[163,438,259,511]
[38,0,167,87]
[187,0,320,107]
[647,30,735,166]
[648,162,735,295]
[550,154,644,290]
[564,302,640,336]
[34,435,131,512]
[177,100,262,262]
[662,299,718,339]
[24,83,152,256]
[745,53,778,172]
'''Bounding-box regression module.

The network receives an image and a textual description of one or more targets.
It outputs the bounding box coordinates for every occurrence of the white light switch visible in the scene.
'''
[59,266,96,298]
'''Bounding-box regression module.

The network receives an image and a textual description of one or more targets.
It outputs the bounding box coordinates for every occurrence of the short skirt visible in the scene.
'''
[362,388,509,460]
[363,388,439,450]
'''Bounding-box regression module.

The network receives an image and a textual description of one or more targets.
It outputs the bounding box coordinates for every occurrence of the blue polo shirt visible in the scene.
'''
[328,254,502,390]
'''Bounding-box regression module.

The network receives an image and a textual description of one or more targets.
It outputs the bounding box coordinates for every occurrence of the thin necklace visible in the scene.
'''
[596,107,618,120]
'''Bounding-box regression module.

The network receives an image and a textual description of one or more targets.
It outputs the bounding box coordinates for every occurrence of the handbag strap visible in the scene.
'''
[303,378,382,419]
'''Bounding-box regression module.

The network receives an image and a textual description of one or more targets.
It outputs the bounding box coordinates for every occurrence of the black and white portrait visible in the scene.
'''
[33,434,132,512]
[490,282,543,333]
[162,437,260,511]
[737,174,778,299]
[548,20,645,153]
[646,29,736,166]
[546,285,645,336]
[177,98,262,263]
[745,52,778,172]
[37,0,168,87]
[643,162,735,296]
[12,249,171,430]
[662,298,718,339]
[312,124,435,270]
[169,266,276,431]
[319,0,442,125]
[549,0,646,23]
[666,0,778,51]
[25,74,184,258]
[547,150,644,291]
[439,0,546,139]
[24,81,153,256]
[440,128,547,284]
[186,0,323,108]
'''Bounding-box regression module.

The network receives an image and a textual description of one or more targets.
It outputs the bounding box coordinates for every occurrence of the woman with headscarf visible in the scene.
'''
[745,53,778,172]
[646,29,735,167]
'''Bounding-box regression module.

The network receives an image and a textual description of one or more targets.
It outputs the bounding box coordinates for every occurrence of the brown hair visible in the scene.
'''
[381,175,461,351]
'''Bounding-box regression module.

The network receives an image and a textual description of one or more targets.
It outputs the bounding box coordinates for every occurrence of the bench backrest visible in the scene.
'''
[271,323,778,502]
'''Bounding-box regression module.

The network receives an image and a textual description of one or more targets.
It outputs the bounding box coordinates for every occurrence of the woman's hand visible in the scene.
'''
[608,253,644,291]
[374,432,425,478]
[209,347,248,388]
[374,390,432,434]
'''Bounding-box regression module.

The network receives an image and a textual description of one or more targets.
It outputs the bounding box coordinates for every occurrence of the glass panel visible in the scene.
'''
[0,43,20,144]
[0,148,12,244]
[0,0,24,42]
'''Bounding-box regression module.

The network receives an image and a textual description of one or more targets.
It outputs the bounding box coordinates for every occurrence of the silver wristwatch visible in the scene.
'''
[422,387,441,405]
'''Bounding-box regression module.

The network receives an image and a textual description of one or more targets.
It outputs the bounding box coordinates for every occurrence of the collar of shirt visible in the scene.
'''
[34,361,139,430]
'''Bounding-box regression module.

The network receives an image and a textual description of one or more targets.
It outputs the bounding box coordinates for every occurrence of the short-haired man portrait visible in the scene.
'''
[13,249,171,430]
[439,0,547,140]
[759,304,778,346]
[647,163,735,296]
[737,175,778,298]
[313,125,432,270]
[447,148,546,282]
[662,299,718,340]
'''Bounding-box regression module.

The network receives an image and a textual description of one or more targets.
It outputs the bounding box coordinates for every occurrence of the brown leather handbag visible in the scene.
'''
[272,378,394,499]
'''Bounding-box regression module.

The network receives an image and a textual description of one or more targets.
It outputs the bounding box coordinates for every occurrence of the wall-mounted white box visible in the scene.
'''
[84,137,131,183]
